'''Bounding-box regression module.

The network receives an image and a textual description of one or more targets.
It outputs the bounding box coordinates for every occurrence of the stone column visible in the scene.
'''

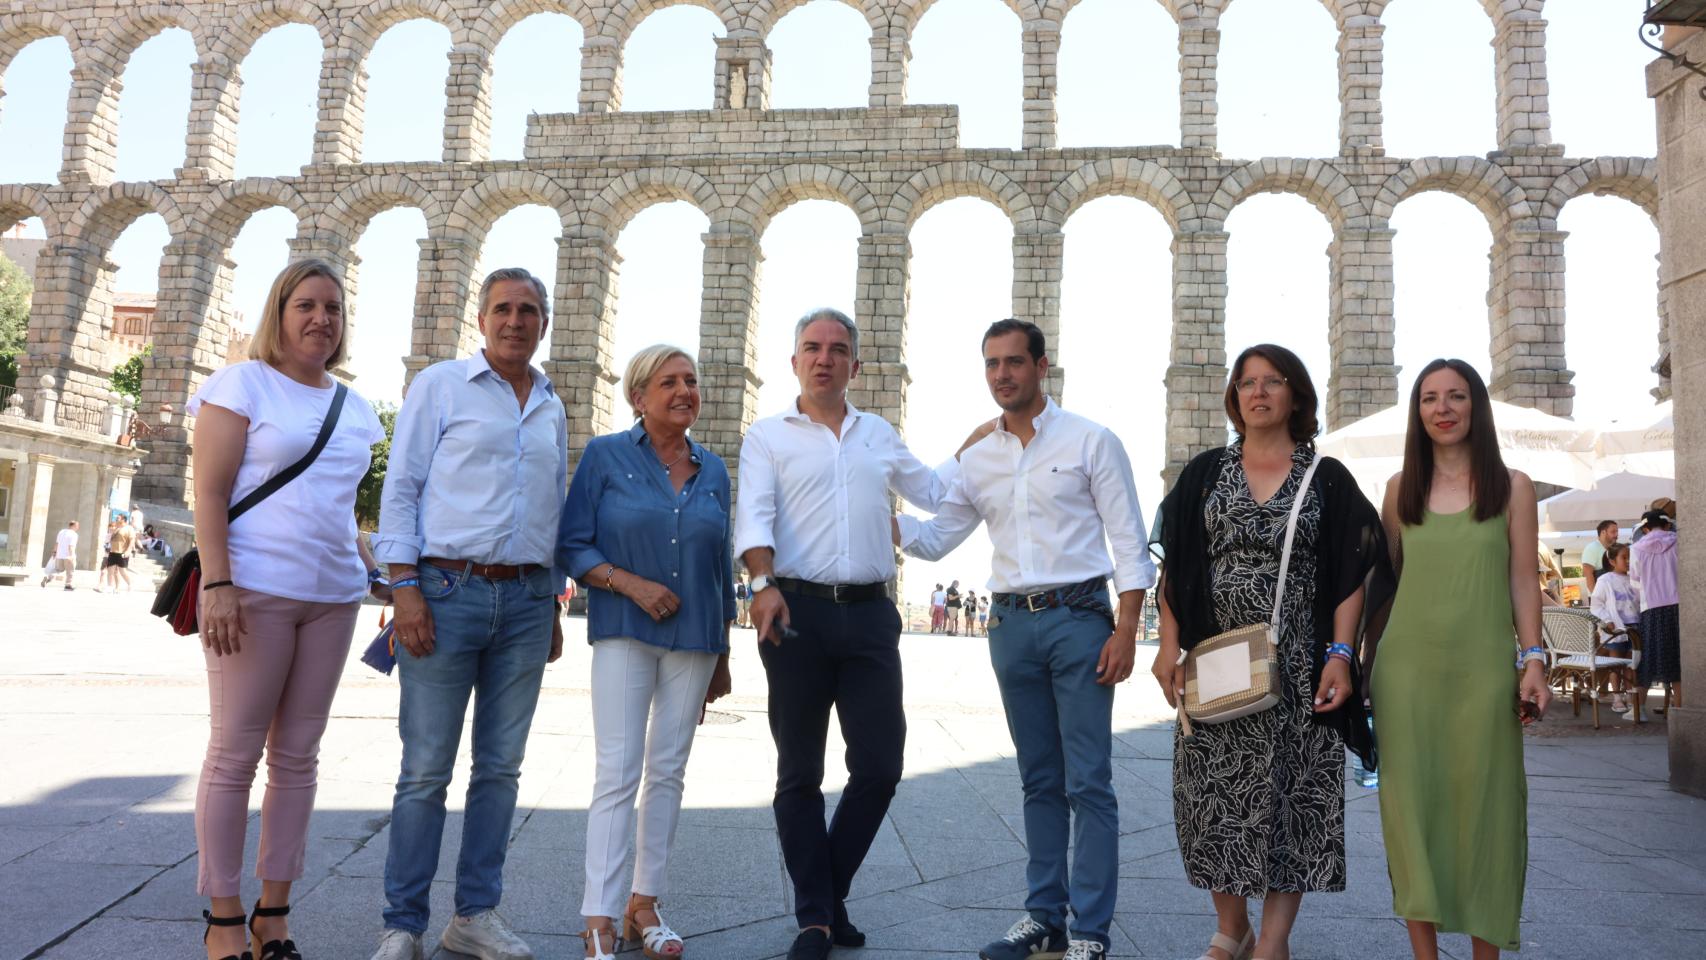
[579,35,624,113]
[1488,225,1572,415]
[868,26,910,107]
[83,464,113,568]
[1654,252,1671,402]
[1178,24,1220,152]
[407,236,480,391]
[15,241,114,432]
[697,229,763,475]
[850,231,910,425]
[20,454,56,568]
[1326,227,1397,428]
[312,52,366,166]
[59,58,121,184]
[714,37,771,110]
[546,233,621,471]
[1338,18,1383,156]
[1166,231,1230,485]
[132,239,230,507]
[180,57,241,180]
[1492,14,1553,153]
[1012,230,1065,401]
[443,46,494,163]
[1021,22,1060,150]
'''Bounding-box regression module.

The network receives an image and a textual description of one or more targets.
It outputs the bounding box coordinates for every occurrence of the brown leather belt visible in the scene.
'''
[422,557,540,580]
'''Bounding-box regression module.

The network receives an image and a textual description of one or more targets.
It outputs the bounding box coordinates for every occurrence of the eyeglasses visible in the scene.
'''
[1234,376,1288,394]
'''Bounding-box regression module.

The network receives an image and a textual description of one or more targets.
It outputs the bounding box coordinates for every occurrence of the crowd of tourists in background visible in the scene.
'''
[155,257,1686,960]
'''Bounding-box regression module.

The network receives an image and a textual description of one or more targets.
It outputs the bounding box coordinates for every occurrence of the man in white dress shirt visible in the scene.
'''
[734,308,949,960]
[898,319,1156,960]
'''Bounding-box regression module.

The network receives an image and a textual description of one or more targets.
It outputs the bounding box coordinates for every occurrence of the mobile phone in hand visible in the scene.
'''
[1518,698,1542,725]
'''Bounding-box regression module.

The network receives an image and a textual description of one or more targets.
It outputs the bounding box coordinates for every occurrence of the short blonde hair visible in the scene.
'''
[248,259,347,370]
[623,344,695,420]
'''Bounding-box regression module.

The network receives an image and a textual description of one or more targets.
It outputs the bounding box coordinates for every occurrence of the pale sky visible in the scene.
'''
[0,0,1662,601]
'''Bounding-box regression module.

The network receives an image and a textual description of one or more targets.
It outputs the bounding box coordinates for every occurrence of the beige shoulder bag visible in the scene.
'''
[1177,453,1320,734]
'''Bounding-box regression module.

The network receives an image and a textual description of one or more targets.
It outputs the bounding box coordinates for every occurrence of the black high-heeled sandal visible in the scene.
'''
[202,910,253,960]
[248,903,303,960]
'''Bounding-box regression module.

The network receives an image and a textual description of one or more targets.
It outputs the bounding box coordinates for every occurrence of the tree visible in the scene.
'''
[0,255,30,391]
[109,344,151,402]
[356,400,397,531]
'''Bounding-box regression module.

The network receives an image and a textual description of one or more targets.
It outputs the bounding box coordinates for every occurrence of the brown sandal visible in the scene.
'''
[624,898,684,960]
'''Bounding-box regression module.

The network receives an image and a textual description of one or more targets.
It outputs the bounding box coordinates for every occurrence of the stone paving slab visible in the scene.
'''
[3,585,1704,959]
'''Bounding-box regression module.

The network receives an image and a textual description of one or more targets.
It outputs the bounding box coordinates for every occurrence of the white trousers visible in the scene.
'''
[582,638,718,918]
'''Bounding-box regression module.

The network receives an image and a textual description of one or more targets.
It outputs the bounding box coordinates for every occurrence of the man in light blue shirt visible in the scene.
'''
[369,268,568,960]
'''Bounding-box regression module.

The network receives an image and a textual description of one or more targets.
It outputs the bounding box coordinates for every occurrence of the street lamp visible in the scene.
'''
[1643,0,1706,99]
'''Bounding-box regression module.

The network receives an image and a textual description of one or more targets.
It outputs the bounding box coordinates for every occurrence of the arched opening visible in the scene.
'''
[1545,0,1657,156]
[114,30,195,181]
[897,196,1014,600]
[1217,0,1337,159]
[1057,0,1177,148]
[1390,193,1494,394]
[489,14,584,160]
[620,6,726,112]
[1381,0,1494,157]
[348,208,430,405]
[222,207,300,355]
[1059,196,1173,508]
[65,213,172,436]
[474,204,564,367]
[754,200,861,415]
[907,0,1022,149]
[1224,195,1331,424]
[1559,196,1661,420]
[360,20,451,162]
[611,202,708,374]
[1,216,47,394]
[0,38,74,183]
[767,1,870,109]
[233,24,322,177]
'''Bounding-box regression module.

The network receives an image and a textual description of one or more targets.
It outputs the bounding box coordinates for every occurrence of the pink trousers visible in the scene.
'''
[195,587,359,896]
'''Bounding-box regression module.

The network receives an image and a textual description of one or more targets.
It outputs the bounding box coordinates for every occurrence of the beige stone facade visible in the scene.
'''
[0,0,1663,510]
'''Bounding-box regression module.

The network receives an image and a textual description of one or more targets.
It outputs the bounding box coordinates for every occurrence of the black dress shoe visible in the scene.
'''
[788,927,832,960]
[831,902,866,948]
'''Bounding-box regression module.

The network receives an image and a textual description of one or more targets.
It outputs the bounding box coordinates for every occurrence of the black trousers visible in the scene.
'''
[757,589,905,928]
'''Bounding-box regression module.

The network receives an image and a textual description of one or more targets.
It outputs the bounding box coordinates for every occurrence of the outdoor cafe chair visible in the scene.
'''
[1541,607,1636,730]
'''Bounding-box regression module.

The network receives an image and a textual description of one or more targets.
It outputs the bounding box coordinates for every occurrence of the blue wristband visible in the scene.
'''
[368,567,383,583]
[392,577,420,590]
[1324,641,1354,663]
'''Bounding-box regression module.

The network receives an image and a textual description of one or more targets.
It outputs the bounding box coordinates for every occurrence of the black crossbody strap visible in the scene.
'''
[227,382,348,524]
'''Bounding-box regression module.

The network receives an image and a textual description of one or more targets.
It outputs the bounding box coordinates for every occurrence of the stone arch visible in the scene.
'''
[1540,157,1659,224]
[584,166,725,235]
[0,185,62,240]
[88,4,206,75]
[69,182,187,250]
[342,0,466,59]
[1479,0,1543,23]
[891,0,1042,33]
[885,161,1041,232]
[319,174,451,236]
[1372,156,1533,232]
[464,0,600,49]
[1043,158,1200,234]
[600,0,744,42]
[1206,158,1369,229]
[0,9,81,74]
[735,164,881,237]
[193,179,314,253]
[210,0,337,64]
[449,171,580,237]
[748,0,886,37]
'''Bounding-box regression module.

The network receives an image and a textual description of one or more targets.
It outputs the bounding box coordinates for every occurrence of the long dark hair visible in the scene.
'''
[1397,358,1510,526]
[1222,343,1320,444]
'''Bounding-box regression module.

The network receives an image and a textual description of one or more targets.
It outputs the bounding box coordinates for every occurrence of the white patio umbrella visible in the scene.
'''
[1538,470,1676,534]
[1593,400,1673,479]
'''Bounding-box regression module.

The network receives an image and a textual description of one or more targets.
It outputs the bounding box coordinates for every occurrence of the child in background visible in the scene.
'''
[1590,543,1641,715]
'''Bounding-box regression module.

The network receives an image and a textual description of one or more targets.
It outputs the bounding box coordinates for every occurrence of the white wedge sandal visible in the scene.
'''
[1198,928,1255,960]
[624,899,685,960]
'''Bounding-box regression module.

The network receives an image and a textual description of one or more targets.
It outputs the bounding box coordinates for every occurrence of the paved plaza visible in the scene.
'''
[3,578,1704,959]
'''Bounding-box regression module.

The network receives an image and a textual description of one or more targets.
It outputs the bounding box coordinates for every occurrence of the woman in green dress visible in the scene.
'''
[1372,358,1551,958]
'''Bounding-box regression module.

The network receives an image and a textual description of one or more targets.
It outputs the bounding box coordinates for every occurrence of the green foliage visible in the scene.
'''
[0,255,30,391]
[356,400,398,531]
[108,344,152,402]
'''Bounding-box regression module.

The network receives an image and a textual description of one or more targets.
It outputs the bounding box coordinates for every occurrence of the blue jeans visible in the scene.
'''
[381,563,555,933]
[988,596,1118,946]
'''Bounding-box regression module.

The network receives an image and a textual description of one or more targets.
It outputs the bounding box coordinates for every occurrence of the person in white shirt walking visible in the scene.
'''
[735,308,950,960]
[897,319,1156,960]
[42,521,79,589]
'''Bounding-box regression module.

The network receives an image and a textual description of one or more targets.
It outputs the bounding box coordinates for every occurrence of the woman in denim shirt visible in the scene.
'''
[558,344,735,960]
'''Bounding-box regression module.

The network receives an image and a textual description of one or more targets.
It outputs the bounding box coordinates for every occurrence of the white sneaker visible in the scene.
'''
[369,928,424,960]
[1063,940,1108,960]
[440,910,534,960]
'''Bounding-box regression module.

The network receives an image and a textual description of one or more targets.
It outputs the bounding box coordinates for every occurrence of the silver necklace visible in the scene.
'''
[654,441,689,470]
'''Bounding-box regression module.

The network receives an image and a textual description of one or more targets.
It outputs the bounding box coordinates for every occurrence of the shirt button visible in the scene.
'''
[626,473,632,479]
[672,572,678,578]
[670,538,677,544]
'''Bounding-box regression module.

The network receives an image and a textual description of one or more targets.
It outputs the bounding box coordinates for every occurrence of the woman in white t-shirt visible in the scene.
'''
[189,260,387,960]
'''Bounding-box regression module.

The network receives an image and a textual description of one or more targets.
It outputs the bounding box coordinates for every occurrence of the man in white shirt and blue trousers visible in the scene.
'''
[735,308,949,960]
[369,268,568,960]
[899,319,1156,960]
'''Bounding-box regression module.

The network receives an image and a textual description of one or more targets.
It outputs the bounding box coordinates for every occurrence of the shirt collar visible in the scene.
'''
[627,420,704,463]
[995,396,1059,435]
[783,395,863,424]
[467,348,548,392]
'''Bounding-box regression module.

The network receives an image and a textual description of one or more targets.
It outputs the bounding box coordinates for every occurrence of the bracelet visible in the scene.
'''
[605,565,620,592]
[392,577,420,590]
[1324,641,1354,664]
[367,567,383,583]
[202,579,234,590]
[1519,645,1546,665]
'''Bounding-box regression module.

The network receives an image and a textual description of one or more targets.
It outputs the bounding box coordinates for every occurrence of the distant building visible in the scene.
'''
[1,236,44,279]
[110,292,154,354]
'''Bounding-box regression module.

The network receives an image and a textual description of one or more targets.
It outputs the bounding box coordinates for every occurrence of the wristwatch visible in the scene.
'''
[750,574,777,594]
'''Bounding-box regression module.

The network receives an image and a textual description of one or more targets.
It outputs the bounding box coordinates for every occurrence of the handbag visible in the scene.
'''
[150,383,349,635]
[1178,452,1320,730]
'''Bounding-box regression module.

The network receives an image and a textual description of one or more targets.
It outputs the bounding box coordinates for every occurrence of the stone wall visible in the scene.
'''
[0,0,1662,508]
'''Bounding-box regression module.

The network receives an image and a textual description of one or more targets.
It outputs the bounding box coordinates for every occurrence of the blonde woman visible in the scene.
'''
[189,259,386,960]
[558,345,734,960]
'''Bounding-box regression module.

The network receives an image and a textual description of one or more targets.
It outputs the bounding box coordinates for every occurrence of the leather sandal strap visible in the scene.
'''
[251,904,291,917]
[256,938,302,960]
[1210,932,1241,952]
[205,910,246,927]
